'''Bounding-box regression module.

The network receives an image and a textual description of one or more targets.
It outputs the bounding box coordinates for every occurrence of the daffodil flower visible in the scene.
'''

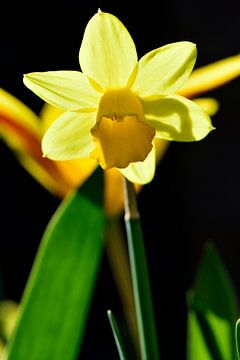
[23,11,214,185]
[0,54,239,214]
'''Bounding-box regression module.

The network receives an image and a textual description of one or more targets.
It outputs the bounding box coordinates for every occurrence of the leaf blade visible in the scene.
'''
[187,243,238,360]
[4,168,105,360]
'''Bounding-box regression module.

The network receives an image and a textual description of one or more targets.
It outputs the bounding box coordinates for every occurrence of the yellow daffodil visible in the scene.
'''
[1,52,240,214]
[23,11,214,185]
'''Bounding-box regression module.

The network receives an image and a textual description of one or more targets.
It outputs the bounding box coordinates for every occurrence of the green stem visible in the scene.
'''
[123,177,159,360]
[105,217,140,357]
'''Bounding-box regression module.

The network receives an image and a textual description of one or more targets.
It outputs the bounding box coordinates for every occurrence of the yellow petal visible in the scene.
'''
[119,145,156,184]
[143,95,214,141]
[39,102,64,134]
[179,54,240,98]
[79,11,137,89]
[23,71,101,111]
[39,102,97,190]
[42,111,96,160]
[193,98,219,116]
[131,42,196,98]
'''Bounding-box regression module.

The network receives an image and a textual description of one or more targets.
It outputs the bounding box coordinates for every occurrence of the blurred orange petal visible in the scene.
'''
[179,54,240,98]
[18,154,70,197]
[0,88,40,134]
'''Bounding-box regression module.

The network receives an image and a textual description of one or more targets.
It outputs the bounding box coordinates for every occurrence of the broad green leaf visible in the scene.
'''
[3,168,105,360]
[187,243,238,360]
[107,310,128,360]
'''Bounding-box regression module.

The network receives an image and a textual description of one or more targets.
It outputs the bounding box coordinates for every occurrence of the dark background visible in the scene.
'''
[0,0,239,359]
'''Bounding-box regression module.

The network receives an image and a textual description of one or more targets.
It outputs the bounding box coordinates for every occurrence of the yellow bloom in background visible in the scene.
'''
[0,300,18,356]
[23,11,213,185]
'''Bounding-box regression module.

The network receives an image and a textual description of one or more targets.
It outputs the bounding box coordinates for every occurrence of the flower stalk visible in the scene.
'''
[123,177,159,360]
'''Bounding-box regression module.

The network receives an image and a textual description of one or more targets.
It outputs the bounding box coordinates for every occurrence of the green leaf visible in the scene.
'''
[235,319,240,360]
[107,310,128,360]
[3,168,105,360]
[187,242,239,360]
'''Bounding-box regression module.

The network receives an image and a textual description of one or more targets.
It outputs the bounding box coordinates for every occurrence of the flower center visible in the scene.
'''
[90,88,155,169]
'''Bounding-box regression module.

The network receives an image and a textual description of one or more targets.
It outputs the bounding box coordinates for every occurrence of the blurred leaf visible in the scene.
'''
[3,168,105,360]
[187,242,238,360]
[235,319,240,360]
[107,310,128,360]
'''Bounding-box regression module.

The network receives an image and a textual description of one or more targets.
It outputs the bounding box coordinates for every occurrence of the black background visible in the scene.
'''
[0,0,239,359]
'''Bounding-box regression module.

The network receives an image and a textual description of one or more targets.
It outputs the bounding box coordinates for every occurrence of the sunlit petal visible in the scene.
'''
[119,145,156,184]
[24,71,101,111]
[79,11,137,89]
[42,111,96,160]
[131,42,196,98]
[143,95,214,141]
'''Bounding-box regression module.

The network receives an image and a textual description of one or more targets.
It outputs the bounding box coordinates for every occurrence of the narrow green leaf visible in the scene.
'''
[187,242,238,360]
[123,178,159,360]
[107,310,128,360]
[235,319,240,360]
[3,168,105,360]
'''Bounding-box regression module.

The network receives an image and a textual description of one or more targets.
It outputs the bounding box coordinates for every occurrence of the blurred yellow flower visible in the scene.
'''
[24,11,213,185]
[0,55,239,214]
[0,300,18,356]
